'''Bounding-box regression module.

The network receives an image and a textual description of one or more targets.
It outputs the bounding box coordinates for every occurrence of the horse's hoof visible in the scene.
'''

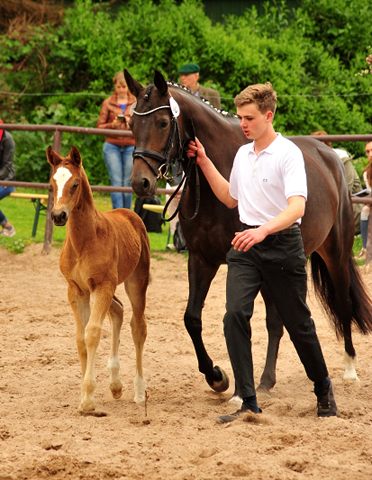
[206,366,229,393]
[79,410,108,417]
[110,381,123,399]
[228,395,242,406]
[257,385,272,399]
[343,376,361,388]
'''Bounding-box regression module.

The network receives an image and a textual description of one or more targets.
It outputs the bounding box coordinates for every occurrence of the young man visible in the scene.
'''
[178,63,221,109]
[186,82,338,423]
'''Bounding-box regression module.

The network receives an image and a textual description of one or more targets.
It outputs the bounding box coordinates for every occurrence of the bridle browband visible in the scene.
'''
[131,93,200,221]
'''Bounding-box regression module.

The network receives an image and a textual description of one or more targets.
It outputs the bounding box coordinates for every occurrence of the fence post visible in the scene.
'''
[42,130,62,254]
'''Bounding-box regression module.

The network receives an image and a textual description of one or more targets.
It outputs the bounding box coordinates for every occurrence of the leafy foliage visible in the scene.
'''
[0,0,372,183]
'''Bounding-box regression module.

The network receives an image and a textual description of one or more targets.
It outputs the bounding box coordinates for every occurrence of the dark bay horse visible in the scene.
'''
[124,69,372,401]
[47,145,150,413]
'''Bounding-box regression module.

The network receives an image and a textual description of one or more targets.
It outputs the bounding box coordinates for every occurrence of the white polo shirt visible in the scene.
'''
[229,133,307,225]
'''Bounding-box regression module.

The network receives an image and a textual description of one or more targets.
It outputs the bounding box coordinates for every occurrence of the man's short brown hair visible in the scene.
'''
[234,82,277,115]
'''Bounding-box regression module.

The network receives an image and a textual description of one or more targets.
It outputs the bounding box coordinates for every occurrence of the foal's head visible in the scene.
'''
[47,145,84,226]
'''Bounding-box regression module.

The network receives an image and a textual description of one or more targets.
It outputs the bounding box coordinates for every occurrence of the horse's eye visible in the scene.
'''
[70,182,79,194]
[159,120,169,130]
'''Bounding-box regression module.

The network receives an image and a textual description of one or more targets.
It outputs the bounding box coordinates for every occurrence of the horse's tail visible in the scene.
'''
[310,252,372,337]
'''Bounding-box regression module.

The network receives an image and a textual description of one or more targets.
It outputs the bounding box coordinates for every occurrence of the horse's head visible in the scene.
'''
[46,145,83,226]
[124,69,186,197]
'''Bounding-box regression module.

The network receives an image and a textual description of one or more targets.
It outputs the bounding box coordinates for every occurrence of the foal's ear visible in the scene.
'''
[46,146,63,167]
[69,146,82,167]
[154,70,168,97]
[124,69,143,97]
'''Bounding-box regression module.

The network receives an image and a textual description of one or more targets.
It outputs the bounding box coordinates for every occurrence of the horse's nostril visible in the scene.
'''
[60,211,66,221]
[143,178,150,191]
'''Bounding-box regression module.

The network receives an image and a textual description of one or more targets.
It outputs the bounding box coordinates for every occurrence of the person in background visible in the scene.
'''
[187,83,338,423]
[0,120,16,237]
[359,141,372,258]
[310,131,363,237]
[166,160,183,250]
[97,71,136,210]
[178,63,221,109]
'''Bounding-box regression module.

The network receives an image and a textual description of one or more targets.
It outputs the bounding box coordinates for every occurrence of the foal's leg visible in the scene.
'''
[81,283,114,412]
[67,282,90,378]
[125,274,148,403]
[107,295,124,399]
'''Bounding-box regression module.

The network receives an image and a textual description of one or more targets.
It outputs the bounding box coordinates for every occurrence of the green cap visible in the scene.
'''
[178,63,200,74]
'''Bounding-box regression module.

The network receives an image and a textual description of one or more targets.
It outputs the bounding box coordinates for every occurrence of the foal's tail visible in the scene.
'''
[310,252,372,337]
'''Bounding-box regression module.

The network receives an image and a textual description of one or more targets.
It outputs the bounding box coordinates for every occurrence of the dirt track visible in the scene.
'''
[0,244,372,480]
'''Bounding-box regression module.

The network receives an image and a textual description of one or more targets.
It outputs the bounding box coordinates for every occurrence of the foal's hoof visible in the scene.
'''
[206,366,229,393]
[110,381,123,399]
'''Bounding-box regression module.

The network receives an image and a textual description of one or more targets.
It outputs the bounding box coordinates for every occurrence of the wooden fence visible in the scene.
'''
[1,123,372,261]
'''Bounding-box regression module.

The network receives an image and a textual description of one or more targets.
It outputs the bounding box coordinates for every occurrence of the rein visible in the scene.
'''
[132,95,200,221]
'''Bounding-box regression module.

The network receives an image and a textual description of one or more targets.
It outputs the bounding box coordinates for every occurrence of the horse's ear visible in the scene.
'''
[154,70,168,97]
[124,69,143,97]
[46,146,63,167]
[69,146,82,167]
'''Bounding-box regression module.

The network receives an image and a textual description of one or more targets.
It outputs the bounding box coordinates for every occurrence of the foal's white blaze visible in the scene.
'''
[53,167,72,202]
[343,351,360,386]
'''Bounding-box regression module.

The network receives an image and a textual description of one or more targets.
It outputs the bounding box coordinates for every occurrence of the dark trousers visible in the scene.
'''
[224,229,328,398]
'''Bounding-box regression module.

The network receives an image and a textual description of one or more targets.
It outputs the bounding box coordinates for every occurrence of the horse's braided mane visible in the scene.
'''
[166,81,237,118]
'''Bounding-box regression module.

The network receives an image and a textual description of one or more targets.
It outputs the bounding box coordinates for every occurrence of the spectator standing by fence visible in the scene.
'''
[97,71,136,210]
[0,120,16,237]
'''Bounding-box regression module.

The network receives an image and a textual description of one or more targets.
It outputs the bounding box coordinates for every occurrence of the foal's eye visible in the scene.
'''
[70,182,79,193]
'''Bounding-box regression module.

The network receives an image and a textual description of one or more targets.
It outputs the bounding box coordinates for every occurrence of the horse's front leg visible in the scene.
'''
[256,282,284,397]
[81,283,115,412]
[107,295,124,400]
[68,282,91,379]
[185,254,229,393]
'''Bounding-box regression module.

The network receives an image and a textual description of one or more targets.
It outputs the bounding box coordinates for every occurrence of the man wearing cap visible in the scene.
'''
[178,63,221,109]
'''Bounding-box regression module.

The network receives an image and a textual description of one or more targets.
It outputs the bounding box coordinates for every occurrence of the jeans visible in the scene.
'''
[223,229,328,399]
[103,142,134,209]
[0,186,15,226]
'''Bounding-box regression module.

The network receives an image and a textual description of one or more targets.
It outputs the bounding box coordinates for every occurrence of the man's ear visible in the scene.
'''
[266,111,274,122]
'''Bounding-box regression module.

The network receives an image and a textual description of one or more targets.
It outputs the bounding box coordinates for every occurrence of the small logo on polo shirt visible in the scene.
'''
[263,178,268,182]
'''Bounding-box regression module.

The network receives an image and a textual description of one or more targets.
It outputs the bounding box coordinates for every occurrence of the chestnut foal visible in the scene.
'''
[47,145,150,413]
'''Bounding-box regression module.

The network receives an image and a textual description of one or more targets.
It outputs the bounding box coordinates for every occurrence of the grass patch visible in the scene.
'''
[0,189,176,254]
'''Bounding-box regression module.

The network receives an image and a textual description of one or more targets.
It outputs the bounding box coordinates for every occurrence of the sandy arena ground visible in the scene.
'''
[0,244,372,480]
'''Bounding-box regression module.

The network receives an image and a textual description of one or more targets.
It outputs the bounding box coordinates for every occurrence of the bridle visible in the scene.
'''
[131,97,183,182]
[131,93,200,221]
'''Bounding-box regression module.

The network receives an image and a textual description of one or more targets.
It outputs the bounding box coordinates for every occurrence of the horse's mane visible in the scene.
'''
[140,80,236,119]
[167,81,237,118]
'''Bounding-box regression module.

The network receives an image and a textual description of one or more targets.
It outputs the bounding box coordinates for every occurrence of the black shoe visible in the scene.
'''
[216,403,262,424]
[316,380,339,417]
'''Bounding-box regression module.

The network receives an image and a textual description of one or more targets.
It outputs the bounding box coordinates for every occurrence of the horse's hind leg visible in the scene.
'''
[125,271,149,403]
[107,295,124,399]
[256,283,284,398]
